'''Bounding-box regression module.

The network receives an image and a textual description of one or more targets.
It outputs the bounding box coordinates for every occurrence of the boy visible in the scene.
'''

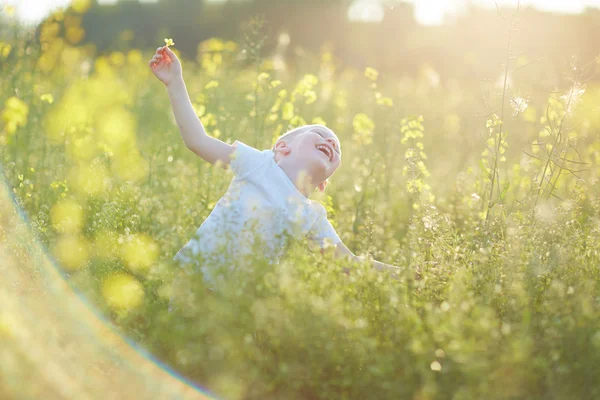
[148,46,398,312]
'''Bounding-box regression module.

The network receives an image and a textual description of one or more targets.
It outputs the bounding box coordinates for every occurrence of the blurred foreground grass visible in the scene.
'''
[1,4,600,400]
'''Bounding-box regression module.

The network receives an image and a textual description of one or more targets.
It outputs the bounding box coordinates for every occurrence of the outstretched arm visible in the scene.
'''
[323,242,400,278]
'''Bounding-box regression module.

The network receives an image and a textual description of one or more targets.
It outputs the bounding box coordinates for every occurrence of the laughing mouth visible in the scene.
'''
[316,144,333,162]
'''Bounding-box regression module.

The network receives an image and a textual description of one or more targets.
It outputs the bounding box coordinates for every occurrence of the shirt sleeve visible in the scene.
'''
[306,204,342,249]
[229,140,268,180]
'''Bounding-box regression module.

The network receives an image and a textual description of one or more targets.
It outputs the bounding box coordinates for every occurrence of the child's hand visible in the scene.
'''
[149,45,182,87]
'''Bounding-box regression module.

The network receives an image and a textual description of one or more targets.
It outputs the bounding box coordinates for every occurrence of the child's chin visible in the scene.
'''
[312,160,331,172]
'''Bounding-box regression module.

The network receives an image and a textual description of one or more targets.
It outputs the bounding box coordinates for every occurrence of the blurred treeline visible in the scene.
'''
[76,0,600,81]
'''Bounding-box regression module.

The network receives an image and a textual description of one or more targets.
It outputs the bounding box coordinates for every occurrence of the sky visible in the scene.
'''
[5,0,600,26]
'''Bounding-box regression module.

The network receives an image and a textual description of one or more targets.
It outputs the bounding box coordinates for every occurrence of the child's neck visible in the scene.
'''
[278,163,317,198]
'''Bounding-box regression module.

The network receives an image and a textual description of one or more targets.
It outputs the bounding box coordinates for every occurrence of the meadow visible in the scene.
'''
[2,4,600,400]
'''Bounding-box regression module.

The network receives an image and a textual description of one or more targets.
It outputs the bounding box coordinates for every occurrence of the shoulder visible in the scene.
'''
[233,141,273,162]
[230,140,274,178]
[232,140,270,158]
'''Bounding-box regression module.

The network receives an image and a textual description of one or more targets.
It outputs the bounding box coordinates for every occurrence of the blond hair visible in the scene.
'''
[272,124,341,154]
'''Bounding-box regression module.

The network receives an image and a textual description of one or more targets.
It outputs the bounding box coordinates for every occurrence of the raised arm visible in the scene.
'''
[150,45,235,169]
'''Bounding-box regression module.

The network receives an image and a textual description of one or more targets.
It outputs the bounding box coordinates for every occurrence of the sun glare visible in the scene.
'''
[413,0,447,25]
[6,0,600,28]
[6,0,71,24]
[348,0,385,23]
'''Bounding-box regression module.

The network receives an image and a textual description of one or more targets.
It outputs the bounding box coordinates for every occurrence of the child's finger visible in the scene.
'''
[163,46,176,58]
[150,54,163,67]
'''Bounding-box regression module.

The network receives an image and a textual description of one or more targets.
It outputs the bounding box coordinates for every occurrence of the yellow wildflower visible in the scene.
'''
[50,199,84,234]
[1,97,29,135]
[66,26,85,44]
[71,0,91,14]
[0,42,12,58]
[257,72,270,82]
[365,67,379,81]
[224,41,238,52]
[200,38,224,52]
[52,234,90,272]
[164,38,175,47]
[102,273,145,312]
[121,234,159,274]
[41,94,54,104]
[304,90,317,104]
[205,80,219,90]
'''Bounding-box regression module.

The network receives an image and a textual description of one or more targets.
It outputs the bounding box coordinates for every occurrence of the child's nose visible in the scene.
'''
[327,138,337,150]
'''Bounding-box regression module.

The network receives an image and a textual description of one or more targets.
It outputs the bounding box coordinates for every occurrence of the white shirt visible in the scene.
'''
[172,140,342,288]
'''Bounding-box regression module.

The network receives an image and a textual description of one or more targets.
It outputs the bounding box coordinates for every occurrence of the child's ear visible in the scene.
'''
[317,180,328,192]
[274,140,291,155]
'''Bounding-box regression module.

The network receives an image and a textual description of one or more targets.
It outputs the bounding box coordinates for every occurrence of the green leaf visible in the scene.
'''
[499,182,510,201]
[479,160,492,180]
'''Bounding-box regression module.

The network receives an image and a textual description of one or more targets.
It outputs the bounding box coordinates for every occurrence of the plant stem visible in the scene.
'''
[535,81,575,205]
[485,13,515,223]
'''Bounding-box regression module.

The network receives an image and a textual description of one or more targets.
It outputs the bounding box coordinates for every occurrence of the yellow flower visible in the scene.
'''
[204,80,219,90]
[71,0,91,14]
[40,94,54,104]
[127,49,143,65]
[164,38,175,47]
[50,199,84,234]
[1,97,29,135]
[302,74,318,86]
[120,234,159,274]
[0,42,11,58]
[257,72,270,82]
[102,273,145,312]
[304,90,317,104]
[109,51,125,66]
[352,113,375,145]
[66,26,85,44]
[353,113,375,135]
[375,92,393,107]
[200,38,224,52]
[52,234,90,272]
[224,40,238,52]
[365,67,379,81]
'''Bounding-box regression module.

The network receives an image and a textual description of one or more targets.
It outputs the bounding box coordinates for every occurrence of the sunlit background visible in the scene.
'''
[9,0,600,26]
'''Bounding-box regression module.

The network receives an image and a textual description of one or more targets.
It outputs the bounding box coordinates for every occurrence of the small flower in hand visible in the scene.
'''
[164,38,175,47]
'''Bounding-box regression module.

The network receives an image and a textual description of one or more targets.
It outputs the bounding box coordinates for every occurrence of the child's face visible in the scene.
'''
[275,128,342,188]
